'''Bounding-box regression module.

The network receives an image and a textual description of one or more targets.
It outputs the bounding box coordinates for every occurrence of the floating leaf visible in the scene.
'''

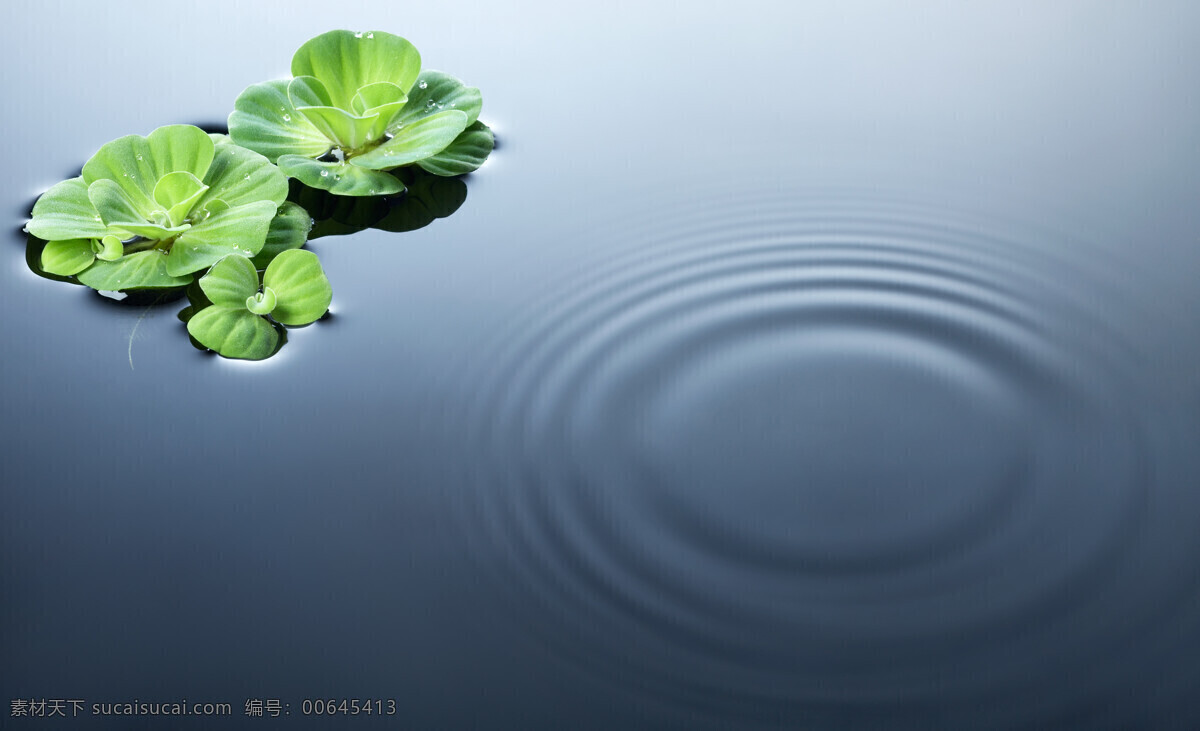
[391,70,483,129]
[40,238,95,276]
[196,135,289,209]
[198,254,259,307]
[291,30,421,111]
[277,156,405,196]
[263,249,332,326]
[82,124,215,217]
[153,171,209,227]
[24,178,109,241]
[186,304,280,360]
[166,200,277,277]
[252,202,313,268]
[228,79,331,164]
[350,110,468,170]
[418,120,494,176]
[76,250,192,290]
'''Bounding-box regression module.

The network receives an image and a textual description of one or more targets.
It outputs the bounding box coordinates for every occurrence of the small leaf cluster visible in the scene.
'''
[23,30,491,361]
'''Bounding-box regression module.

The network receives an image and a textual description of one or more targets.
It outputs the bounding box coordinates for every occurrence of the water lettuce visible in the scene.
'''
[22,28,492,362]
[229,30,493,196]
[26,126,307,290]
[187,250,332,360]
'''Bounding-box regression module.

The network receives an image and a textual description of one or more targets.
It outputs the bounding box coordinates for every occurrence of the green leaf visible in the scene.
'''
[76,250,192,290]
[186,304,280,360]
[418,120,494,176]
[81,125,215,217]
[277,155,405,196]
[391,70,483,130]
[353,81,409,139]
[289,76,380,148]
[87,179,190,239]
[287,75,335,108]
[246,286,277,315]
[295,104,380,151]
[252,202,312,268]
[198,254,260,307]
[88,178,145,225]
[95,235,124,261]
[40,238,95,276]
[349,110,468,170]
[25,178,109,240]
[353,81,407,115]
[196,136,290,209]
[291,30,421,112]
[153,171,209,227]
[263,249,332,326]
[167,200,277,276]
[228,79,332,163]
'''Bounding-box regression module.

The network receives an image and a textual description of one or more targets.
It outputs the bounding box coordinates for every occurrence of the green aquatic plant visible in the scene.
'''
[26,126,309,290]
[229,30,493,196]
[186,250,332,360]
[21,28,492,362]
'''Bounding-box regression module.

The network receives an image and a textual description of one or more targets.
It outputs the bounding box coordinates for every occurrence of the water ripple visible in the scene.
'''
[441,191,1196,728]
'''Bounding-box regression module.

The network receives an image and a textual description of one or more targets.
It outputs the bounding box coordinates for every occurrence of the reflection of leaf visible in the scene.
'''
[375,173,467,233]
[290,167,467,239]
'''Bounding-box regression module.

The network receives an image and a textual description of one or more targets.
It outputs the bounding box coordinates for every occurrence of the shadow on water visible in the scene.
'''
[288,166,468,239]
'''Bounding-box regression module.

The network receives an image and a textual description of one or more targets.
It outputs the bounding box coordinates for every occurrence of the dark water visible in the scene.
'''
[4,2,1200,729]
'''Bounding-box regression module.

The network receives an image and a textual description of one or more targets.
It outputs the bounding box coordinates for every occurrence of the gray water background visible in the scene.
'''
[3,2,1200,729]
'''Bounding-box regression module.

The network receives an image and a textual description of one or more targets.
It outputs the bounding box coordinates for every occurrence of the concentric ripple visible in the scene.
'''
[442,192,1200,728]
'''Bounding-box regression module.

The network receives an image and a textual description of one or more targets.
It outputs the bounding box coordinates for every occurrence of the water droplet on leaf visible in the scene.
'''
[419,81,428,89]
[320,170,329,177]
[282,113,291,122]
[354,31,363,38]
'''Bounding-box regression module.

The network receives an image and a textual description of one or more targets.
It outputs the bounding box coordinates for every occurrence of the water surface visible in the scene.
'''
[3,2,1200,729]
